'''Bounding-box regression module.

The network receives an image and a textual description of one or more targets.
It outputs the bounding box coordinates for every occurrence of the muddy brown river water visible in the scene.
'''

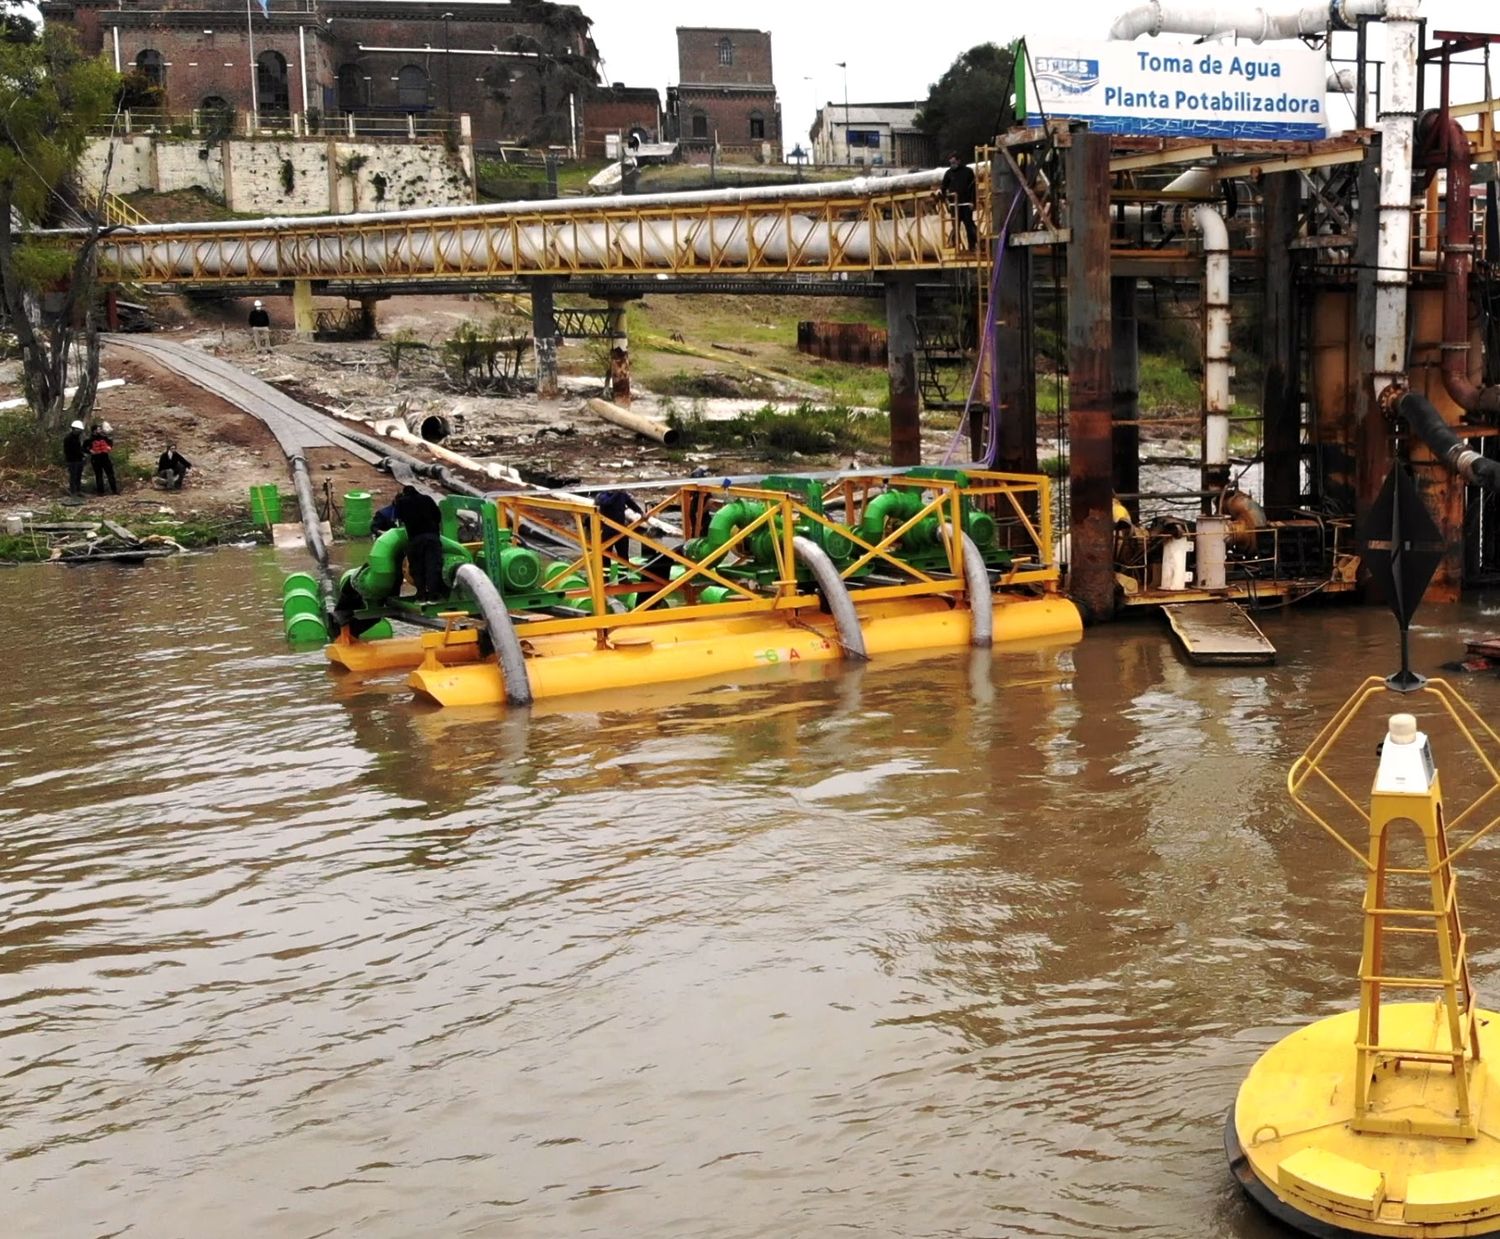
[4,550,1500,1238]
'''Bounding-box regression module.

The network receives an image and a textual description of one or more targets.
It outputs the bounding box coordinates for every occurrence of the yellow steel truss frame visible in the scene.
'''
[476,470,1058,644]
[98,171,994,286]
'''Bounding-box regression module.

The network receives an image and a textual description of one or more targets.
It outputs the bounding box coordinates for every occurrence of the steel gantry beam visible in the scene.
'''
[86,168,994,288]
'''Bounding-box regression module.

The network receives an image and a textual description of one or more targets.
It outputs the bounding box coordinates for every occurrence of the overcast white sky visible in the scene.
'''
[588,0,1496,153]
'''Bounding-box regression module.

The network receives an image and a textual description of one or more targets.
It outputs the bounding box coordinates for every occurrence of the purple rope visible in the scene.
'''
[942,191,1021,468]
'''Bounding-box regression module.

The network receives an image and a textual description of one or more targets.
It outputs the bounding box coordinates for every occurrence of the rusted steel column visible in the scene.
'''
[1261,171,1300,511]
[530,278,559,398]
[1066,129,1115,623]
[1111,275,1139,517]
[993,149,1037,474]
[885,274,921,465]
[606,296,631,406]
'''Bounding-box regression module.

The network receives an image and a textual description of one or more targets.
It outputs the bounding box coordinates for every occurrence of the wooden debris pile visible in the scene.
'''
[5,517,183,564]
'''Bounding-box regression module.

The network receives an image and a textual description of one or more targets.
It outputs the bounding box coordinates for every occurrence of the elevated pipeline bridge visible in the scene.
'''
[91,169,989,288]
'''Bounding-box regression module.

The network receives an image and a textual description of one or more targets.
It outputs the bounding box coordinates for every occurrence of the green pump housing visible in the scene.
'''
[872,467,1012,572]
[680,476,862,591]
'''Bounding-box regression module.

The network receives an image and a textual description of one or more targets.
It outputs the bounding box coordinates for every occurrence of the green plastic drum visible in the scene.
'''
[285,612,329,644]
[250,483,282,526]
[282,588,323,622]
[344,491,374,538]
[361,619,394,640]
[282,571,319,599]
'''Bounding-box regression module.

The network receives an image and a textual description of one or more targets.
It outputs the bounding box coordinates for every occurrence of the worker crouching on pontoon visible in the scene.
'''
[396,485,444,601]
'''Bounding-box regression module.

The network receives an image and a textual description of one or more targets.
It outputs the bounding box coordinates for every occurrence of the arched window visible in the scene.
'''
[256,50,289,117]
[200,95,231,124]
[749,110,765,141]
[717,37,734,67]
[135,49,165,89]
[397,64,429,111]
[337,63,365,112]
[691,111,708,140]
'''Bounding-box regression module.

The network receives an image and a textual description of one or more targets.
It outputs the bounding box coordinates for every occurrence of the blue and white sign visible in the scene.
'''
[1026,40,1328,140]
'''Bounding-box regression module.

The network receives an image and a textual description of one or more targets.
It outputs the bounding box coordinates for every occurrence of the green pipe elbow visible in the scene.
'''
[858,490,923,546]
[353,528,409,603]
[702,499,766,554]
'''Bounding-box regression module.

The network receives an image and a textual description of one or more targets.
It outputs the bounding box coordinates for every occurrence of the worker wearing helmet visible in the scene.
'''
[248,299,272,354]
[62,418,86,496]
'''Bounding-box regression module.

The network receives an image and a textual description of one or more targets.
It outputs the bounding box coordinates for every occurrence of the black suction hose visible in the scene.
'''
[1398,392,1500,489]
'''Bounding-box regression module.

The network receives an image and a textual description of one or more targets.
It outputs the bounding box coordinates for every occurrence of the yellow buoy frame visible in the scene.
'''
[1231,677,1500,1237]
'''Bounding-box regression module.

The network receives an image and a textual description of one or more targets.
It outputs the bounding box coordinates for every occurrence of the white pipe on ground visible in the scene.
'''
[1192,204,1232,499]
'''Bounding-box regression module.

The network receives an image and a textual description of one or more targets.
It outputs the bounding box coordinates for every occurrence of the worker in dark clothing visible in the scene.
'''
[87,422,118,495]
[156,444,191,489]
[394,485,445,601]
[939,153,978,251]
[371,496,400,535]
[248,299,272,354]
[62,419,86,496]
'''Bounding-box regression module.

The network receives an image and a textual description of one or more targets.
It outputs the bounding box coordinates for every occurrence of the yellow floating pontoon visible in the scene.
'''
[403,593,1081,707]
[318,468,1083,708]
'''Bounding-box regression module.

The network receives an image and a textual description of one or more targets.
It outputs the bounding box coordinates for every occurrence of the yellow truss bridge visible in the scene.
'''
[88,168,990,288]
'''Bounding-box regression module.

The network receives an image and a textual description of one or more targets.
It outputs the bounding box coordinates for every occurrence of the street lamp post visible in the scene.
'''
[442,11,454,116]
[836,61,849,166]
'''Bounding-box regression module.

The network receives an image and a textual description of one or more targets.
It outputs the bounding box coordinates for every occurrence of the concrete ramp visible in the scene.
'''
[1163,601,1276,666]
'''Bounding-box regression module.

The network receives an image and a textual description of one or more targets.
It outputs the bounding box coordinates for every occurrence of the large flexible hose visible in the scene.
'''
[288,455,334,611]
[943,525,994,648]
[453,563,533,707]
[1398,392,1500,489]
[791,535,868,661]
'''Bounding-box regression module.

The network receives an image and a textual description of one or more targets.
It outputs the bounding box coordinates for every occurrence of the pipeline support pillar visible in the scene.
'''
[531,279,559,399]
[1353,139,1393,586]
[1066,130,1115,623]
[606,296,631,406]
[1262,171,1300,510]
[292,279,316,341]
[1111,276,1139,516]
[993,150,1037,475]
[885,274,921,466]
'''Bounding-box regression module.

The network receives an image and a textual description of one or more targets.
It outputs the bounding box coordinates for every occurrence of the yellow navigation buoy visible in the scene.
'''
[1229,677,1500,1237]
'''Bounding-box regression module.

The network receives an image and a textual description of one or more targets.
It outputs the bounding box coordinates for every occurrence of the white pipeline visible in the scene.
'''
[1193,204,1232,497]
[1372,1,1421,396]
[1108,0,1423,398]
[1109,0,1393,41]
[92,168,957,281]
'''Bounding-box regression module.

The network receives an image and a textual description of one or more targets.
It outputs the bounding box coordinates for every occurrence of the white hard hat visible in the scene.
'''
[70,419,84,430]
[100,422,112,433]
[254,299,263,307]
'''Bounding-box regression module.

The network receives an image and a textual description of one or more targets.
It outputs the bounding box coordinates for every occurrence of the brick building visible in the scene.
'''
[666,27,780,164]
[43,0,601,150]
[580,82,661,160]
